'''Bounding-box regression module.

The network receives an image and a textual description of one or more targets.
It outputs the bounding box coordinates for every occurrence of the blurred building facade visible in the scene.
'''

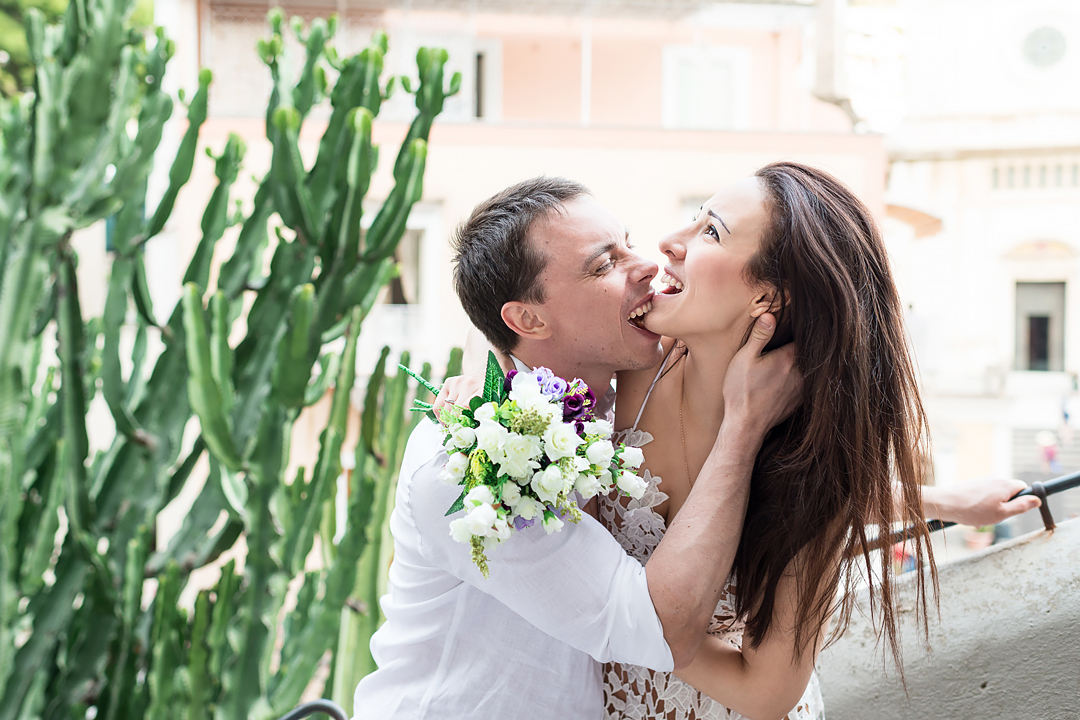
[148,0,1080,523]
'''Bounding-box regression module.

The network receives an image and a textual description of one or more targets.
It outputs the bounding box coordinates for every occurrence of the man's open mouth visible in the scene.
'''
[627,296,653,329]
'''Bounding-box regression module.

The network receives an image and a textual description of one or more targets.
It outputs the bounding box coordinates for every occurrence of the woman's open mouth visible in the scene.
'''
[659,272,684,295]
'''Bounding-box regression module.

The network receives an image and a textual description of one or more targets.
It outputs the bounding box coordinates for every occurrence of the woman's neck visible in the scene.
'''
[678,331,743,435]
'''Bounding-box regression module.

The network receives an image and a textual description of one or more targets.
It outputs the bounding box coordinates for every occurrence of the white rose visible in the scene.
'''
[473,402,498,422]
[572,455,590,473]
[474,420,507,459]
[439,452,469,484]
[531,464,567,504]
[542,513,565,534]
[500,481,522,507]
[465,484,495,507]
[463,501,497,536]
[616,469,648,499]
[620,446,644,469]
[448,425,477,450]
[498,432,543,478]
[585,439,615,467]
[543,422,583,461]
[448,517,474,543]
[574,471,602,499]
[514,495,542,520]
[509,372,546,405]
[583,419,614,437]
[492,516,512,541]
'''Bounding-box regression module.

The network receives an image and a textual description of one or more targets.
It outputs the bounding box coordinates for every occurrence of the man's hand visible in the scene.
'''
[921,477,1042,526]
[432,374,484,418]
[720,313,803,445]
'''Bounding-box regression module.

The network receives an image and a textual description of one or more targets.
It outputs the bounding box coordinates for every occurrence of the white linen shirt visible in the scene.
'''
[352,391,672,719]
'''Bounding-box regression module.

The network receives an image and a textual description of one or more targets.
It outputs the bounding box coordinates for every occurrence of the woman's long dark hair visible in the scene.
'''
[732,162,937,667]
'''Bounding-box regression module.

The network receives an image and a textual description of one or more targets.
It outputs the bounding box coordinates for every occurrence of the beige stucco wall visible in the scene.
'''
[819,517,1080,719]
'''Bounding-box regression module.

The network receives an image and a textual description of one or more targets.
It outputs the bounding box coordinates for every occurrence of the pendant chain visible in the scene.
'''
[678,362,694,488]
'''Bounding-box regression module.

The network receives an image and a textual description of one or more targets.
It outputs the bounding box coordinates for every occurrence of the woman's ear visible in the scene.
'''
[501,301,552,342]
[751,286,788,317]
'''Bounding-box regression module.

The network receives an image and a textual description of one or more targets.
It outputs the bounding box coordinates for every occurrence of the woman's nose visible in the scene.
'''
[659,230,685,260]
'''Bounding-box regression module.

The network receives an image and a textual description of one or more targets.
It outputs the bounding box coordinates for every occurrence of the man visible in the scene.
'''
[353,178,1039,719]
[353,177,801,719]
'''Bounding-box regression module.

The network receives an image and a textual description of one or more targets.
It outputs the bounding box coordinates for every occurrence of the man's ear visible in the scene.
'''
[501,301,552,342]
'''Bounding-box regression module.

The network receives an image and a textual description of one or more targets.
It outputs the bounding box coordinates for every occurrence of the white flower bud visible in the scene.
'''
[585,439,615,467]
[542,513,565,534]
[620,446,644,469]
[616,469,648,499]
[439,452,470,484]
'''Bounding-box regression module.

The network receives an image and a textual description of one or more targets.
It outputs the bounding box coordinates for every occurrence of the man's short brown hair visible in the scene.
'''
[451,177,589,353]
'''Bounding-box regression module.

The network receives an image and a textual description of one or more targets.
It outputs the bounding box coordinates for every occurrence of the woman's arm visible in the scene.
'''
[673,557,828,720]
[900,478,1041,526]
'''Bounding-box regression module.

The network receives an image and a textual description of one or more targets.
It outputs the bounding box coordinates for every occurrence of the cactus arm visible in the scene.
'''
[145,68,212,240]
[181,284,243,472]
[146,563,185,719]
[184,135,245,289]
[271,284,316,408]
[102,254,144,441]
[360,139,427,261]
[279,307,361,576]
[103,526,151,720]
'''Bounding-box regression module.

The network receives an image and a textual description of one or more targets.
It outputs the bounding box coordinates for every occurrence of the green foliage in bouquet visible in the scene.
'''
[0,0,461,717]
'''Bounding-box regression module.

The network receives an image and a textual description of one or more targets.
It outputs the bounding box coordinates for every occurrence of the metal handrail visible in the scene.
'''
[867,468,1080,555]
[276,700,348,720]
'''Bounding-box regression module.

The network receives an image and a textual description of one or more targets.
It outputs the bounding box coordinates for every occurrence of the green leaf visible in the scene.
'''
[444,489,466,517]
[398,363,440,397]
[468,396,483,412]
[482,350,505,403]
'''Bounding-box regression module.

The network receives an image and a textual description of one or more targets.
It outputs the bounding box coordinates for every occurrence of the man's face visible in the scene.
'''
[526,196,663,377]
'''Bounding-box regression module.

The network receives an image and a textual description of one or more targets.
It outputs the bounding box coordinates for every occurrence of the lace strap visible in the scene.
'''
[629,344,681,432]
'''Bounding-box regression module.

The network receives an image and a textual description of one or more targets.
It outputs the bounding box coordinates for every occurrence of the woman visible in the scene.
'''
[599,162,935,720]
[440,163,1034,718]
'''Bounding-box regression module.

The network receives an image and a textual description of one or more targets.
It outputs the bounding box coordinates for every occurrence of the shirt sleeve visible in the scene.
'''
[399,419,675,671]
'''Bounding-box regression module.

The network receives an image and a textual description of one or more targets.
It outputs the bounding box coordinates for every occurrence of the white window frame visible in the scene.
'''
[661,44,752,131]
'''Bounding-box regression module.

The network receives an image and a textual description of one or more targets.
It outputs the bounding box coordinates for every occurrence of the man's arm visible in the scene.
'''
[645,313,802,668]
[904,477,1041,526]
[403,421,675,670]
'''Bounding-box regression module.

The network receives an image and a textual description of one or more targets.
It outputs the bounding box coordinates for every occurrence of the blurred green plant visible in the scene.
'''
[0,0,461,717]
[0,0,153,96]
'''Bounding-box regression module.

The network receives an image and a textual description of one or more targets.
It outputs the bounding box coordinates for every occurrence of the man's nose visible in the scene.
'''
[630,251,657,284]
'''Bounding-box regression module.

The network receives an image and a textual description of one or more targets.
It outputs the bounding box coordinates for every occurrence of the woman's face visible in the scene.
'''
[642,176,773,341]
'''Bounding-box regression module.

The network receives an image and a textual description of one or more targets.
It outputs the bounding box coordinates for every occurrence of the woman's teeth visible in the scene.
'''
[661,273,684,292]
[628,300,652,321]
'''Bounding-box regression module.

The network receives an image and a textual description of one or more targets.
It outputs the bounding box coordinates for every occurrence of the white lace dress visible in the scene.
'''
[599,426,825,720]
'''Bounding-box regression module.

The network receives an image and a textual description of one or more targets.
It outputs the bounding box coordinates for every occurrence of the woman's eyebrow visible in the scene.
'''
[707,209,732,235]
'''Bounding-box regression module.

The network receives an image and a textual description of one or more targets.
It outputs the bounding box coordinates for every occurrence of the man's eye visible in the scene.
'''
[597,258,615,272]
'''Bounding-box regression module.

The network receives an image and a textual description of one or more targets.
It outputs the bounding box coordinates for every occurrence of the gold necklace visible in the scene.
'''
[678,361,694,488]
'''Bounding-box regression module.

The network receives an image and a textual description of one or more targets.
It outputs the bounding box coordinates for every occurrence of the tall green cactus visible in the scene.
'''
[1,1,462,718]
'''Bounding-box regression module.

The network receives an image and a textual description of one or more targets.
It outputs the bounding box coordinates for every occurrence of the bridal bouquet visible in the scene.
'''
[405,352,647,576]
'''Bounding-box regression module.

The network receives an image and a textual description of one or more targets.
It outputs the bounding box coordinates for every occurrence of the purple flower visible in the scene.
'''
[542,376,568,398]
[563,393,585,420]
[503,369,518,393]
[584,387,596,407]
[575,421,585,436]
[513,516,536,530]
